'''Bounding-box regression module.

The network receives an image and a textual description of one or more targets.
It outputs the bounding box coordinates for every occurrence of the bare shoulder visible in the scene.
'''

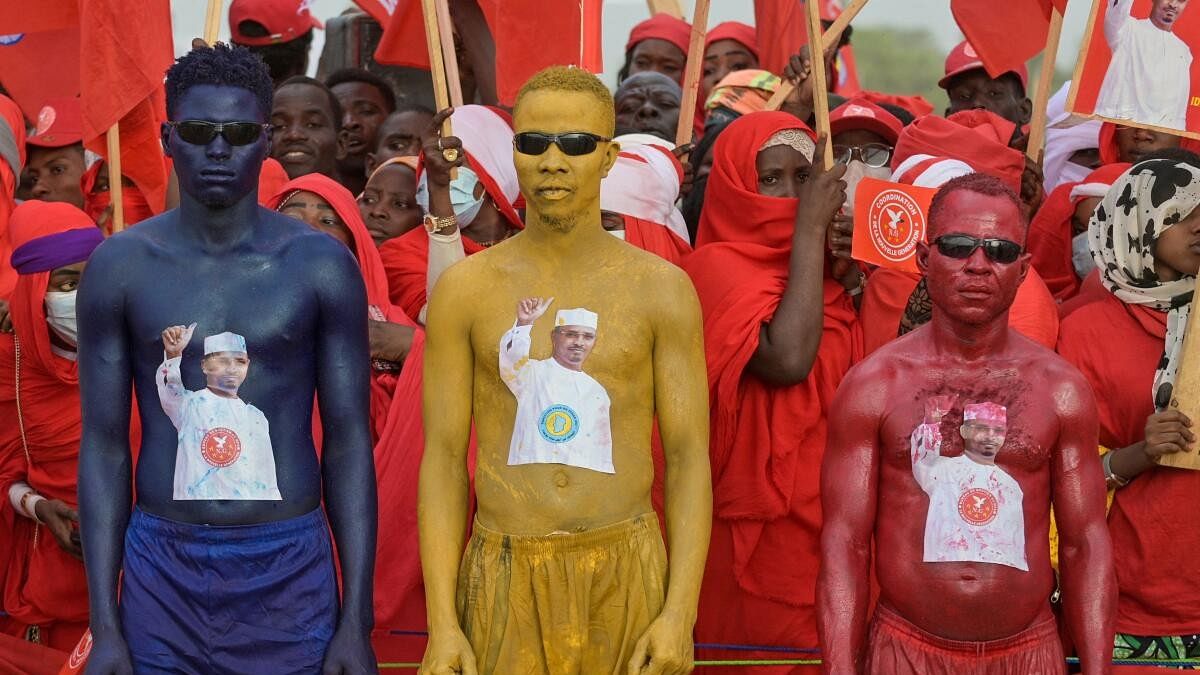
[1009,333,1096,417]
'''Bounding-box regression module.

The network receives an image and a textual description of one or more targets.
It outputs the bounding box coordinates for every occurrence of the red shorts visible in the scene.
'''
[865,605,1066,675]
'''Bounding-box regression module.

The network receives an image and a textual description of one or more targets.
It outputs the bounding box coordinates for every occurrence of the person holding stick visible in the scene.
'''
[418,65,710,675]
[77,44,376,674]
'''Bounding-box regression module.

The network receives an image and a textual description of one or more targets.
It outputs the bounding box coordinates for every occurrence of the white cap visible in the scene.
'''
[204,331,248,355]
[554,308,598,330]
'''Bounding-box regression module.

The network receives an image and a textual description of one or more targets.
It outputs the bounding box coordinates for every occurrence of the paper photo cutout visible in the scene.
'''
[1069,0,1200,135]
[910,398,1027,571]
[156,323,282,500]
[499,298,614,474]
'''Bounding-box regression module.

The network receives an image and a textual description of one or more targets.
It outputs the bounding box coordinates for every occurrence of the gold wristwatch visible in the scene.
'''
[424,213,457,235]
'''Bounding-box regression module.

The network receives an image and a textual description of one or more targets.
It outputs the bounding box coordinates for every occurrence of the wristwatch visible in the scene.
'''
[424,213,457,235]
[1103,450,1130,490]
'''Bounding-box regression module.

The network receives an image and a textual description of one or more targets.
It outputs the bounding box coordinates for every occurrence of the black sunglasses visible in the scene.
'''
[170,120,269,146]
[513,132,610,156]
[833,143,892,168]
[933,235,1023,264]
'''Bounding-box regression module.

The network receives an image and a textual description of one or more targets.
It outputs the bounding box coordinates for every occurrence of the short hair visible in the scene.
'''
[395,101,435,117]
[515,66,615,136]
[325,68,397,113]
[165,43,273,119]
[928,173,1026,239]
[276,75,343,132]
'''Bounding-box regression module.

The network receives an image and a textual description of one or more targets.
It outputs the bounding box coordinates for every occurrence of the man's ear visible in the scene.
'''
[916,241,931,273]
[161,122,173,158]
[1018,96,1033,127]
[599,141,621,179]
[365,152,378,176]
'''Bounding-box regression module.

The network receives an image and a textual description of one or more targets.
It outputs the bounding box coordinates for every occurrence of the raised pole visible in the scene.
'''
[675,0,711,147]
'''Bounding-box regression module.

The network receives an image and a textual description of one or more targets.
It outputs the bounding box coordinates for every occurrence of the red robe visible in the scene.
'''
[622,215,691,266]
[379,224,488,321]
[684,113,862,671]
[1058,292,1200,635]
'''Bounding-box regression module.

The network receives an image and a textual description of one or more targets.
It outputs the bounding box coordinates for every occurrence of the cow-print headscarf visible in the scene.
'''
[1089,158,1200,404]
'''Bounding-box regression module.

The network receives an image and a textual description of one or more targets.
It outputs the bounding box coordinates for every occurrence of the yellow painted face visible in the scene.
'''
[512,90,620,231]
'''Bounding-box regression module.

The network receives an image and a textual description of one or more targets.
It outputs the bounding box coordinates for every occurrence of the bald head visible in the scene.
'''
[614,71,682,141]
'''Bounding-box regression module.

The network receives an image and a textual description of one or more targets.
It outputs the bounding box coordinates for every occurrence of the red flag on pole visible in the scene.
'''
[353,0,398,24]
[0,28,81,120]
[78,0,173,214]
[375,0,431,68]
[755,0,860,95]
[950,0,1068,81]
[0,0,77,34]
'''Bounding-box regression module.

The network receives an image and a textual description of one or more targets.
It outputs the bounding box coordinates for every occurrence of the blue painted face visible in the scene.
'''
[162,84,270,208]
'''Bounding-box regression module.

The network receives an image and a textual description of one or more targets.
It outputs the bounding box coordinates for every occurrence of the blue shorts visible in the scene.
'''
[120,506,337,674]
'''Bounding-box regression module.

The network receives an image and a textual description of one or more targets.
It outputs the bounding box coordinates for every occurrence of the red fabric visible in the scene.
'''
[621,215,691,266]
[257,158,290,207]
[684,113,862,653]
[0,203,96,629]
[948,2,1062,86]
[374,0,429,69]
[892,110,1026,193]
[866,604,1065,674]
[858,90,935,119]
[0,632,68,675]
[353,0,393,24]
[379,225,487,321]
[752,0,840,78]
[0,94,22,299]
[79,1,172,215]
[706,21,759,61]
[267,175,430,639]
[0,28,80,127]
[1059,268,1107,318]
[625,13,691,54]
[1058,292,1200,635]
[0,3,77,33]
[80,162,154,233]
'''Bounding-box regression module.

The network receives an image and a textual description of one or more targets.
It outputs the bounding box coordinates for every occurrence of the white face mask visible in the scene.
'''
[416,166,487,228]
[44,290,78,347]
[841,160,893,216]
[1072,232,1096,280]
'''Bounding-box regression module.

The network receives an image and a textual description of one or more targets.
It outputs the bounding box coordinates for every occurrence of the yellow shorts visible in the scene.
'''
[457,513,667,675]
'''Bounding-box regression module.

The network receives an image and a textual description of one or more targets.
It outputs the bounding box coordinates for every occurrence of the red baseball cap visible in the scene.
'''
[938,40,1028,91]
[27,97,83,148]
[830,98,903,145]
[230,0,323,47]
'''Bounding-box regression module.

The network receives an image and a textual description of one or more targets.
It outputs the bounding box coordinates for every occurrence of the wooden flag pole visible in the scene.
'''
[804,0,834,169]
[765,0,869,111]
[204,0,223,45]
[106,124,125,233]
[675,0,711,147]
[1026,7,1064,163]
[434,0,464,107]
[646,0,685,19]
[421,0,457,178]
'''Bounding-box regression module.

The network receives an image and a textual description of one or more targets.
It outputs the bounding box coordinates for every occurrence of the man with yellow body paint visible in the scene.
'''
[418,66,712,675]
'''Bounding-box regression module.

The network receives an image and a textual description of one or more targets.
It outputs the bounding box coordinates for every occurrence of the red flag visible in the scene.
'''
[0,28,81,120]
[353,0,397,24]
[754,0,860,95]
[374,0,430,69]
[851,177,937,273]
[0,0,77,34]
[78,0,173,214]
[951,0,1067,80]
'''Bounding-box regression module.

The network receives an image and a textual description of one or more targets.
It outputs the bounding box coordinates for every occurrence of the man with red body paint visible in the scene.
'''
[817,173,1115,674]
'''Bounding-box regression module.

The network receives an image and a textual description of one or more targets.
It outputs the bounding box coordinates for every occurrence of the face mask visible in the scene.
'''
[44,290,78,347]
[416,166,486,228]
[1072,232,1096,280]
[841,160,892,216]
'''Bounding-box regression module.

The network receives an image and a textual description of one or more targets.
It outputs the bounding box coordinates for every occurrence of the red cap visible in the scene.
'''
[830,98,903,145]
[705,21,759,62]
[626,13,691,55]
[230,0,323,47]
[26,97,82,148]
[938,40,1028,91]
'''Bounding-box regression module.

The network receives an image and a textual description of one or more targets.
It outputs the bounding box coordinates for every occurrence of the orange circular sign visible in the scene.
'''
[957,487,999,526]
[201,427,242,468]
[867,188,924,262]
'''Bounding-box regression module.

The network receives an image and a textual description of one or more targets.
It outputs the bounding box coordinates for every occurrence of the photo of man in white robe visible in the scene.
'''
[1095,0,1193,131]
[499,298,614,474]
[157,324,282,501]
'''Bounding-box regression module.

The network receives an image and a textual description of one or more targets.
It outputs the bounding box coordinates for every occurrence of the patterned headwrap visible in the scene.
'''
[1089,158,1200,403]
[759,129,815,163]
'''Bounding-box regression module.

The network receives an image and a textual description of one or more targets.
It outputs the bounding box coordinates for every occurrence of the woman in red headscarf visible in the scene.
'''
[695,22,761,140]
[618,13,692,86]
[268,174,430,661]
[683,112,861,673]
[0,201,106,651]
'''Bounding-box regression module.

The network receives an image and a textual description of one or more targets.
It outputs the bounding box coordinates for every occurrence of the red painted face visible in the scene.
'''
[918,191,1030,326]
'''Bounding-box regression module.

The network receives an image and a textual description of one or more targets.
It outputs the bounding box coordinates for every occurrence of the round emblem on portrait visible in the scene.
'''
[67,630,93,669]
[867,188,925,262]
[201,427,242,467]
[538,405,579,444]
[957,487,998,526]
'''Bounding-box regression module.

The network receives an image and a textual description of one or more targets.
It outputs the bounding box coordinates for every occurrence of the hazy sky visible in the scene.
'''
[173,0,1094,88]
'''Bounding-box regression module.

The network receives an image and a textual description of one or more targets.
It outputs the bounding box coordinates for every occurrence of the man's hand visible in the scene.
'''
[827,213,856,283]
[423,108,466,188]
[1020,157,1045,221]
[673,143,696,198]
[161,323,196,359]
[924,395,958,425]
[83,631,133,675]
[1144,409,1194,458]
[368,320,415,363]
[515,297,553,327]
[321,623,377,675]
[795,135,848,237]
[626,612,694,675]
[34,498,82,560]
[419,627,477,675]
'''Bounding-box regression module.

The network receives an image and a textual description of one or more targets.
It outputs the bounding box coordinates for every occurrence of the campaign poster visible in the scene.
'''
[851,177,937,273]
